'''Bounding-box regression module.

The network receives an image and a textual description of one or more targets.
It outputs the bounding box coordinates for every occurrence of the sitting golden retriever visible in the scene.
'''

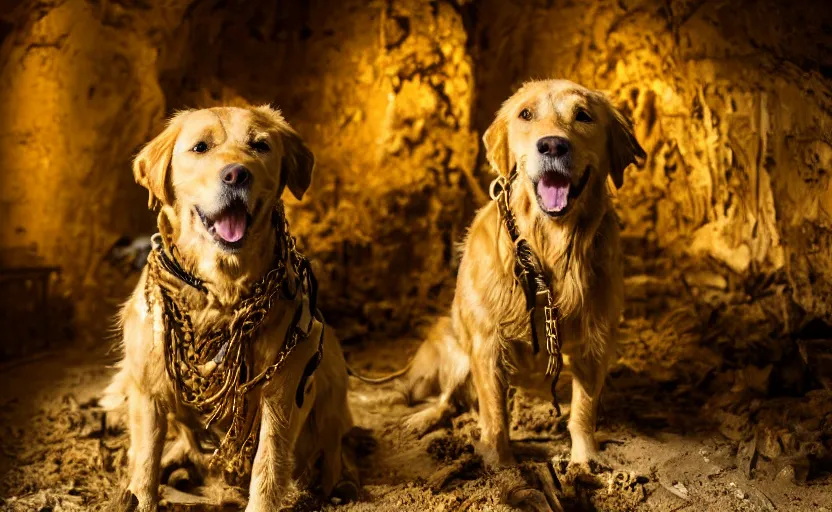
[370,79,645,468]
[103,106,357,511]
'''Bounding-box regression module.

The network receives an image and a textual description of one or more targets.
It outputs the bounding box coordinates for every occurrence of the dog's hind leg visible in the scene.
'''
[404,398,452,436]
[404,331,470,437]
[321,422,361,502]
[160,419,208,486]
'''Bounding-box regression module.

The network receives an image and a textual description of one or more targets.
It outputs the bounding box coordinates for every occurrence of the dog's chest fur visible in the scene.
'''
[456,194,621,384]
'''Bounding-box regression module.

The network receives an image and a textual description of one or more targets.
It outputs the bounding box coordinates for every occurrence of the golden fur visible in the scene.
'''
[102,106,356,511]
[394,79,645,467]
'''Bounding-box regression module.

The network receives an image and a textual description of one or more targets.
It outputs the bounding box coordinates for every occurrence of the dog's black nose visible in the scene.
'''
[537,136,570,157]
[220,164,250,187]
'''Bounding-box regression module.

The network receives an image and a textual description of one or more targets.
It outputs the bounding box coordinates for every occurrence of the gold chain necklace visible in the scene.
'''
[144,204,324,479]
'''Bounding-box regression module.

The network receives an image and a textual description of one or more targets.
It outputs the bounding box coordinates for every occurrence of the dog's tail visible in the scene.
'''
[346,315,452,385]
[346,360,413,385]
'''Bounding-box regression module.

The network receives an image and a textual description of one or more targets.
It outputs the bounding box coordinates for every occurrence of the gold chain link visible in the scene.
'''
[145,204,317,479]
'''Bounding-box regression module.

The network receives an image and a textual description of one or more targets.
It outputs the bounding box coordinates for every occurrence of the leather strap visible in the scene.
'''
[490,167,564,416]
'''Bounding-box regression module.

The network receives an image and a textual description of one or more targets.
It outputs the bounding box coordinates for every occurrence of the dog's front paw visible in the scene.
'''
[330,478,361,505]
[478,442,517,469]
[568,430,601,465]
[550,452,607,498]
[107,488,138,512]
[136,496,159,512]
[108,488,159,512]
[245,483,298,512]
[403,405,448,437]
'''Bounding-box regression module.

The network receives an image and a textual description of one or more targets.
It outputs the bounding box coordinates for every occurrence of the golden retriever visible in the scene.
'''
[103,106,357,511]
[382,79,645,468]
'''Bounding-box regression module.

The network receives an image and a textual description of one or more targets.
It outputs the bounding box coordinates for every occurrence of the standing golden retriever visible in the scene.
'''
[103,106,357,511]
[383,79,645,468]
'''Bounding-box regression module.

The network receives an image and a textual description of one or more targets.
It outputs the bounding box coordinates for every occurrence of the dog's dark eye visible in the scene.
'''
[519,108,533,121]
[191,141,209,153]
[576,109,593,123]
[249,139,271,153]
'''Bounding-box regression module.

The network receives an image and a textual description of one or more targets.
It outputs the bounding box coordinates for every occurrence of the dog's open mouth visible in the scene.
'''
[535,166,591,217]
[196,200,252,250]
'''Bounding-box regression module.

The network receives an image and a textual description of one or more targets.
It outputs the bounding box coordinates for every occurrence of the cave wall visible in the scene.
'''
[0,0,194,341]
[0,0,829,348]
[0,0,480,343]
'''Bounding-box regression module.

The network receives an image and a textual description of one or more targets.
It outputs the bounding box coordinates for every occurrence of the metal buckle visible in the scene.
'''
[489,175,507,200]
[544,303,560,377]
[150,232,164,251]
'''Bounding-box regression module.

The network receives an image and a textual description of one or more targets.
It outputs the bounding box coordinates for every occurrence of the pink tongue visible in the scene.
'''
[537,172,571,212]
[213,209,247,243]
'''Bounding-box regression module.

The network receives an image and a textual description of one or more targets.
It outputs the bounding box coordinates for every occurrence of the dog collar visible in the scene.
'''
[149,233,207,293]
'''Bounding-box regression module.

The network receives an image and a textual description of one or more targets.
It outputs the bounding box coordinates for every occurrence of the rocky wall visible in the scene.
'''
[0,0,830,351]
[0,0,195,344]
[0,0,480,344]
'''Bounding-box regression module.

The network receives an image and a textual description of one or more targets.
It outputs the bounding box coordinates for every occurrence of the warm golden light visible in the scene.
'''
[0,0,830,510]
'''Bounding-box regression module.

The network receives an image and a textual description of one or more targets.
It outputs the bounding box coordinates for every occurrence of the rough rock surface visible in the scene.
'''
[0,0,192,343]
[0,0,481,344]
[0,0,830,344]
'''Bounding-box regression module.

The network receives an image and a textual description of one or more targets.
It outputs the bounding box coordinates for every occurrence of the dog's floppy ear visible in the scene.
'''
[133,117,182,208]
[605,100,646,189]
[280,125,315,201]
[257,105,315,201]
[483,113,515,176]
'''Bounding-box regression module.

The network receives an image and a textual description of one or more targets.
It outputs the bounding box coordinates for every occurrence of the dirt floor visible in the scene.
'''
[0,322,830,512]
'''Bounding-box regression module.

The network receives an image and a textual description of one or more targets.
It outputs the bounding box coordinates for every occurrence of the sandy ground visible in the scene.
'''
[0,330,830,512]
